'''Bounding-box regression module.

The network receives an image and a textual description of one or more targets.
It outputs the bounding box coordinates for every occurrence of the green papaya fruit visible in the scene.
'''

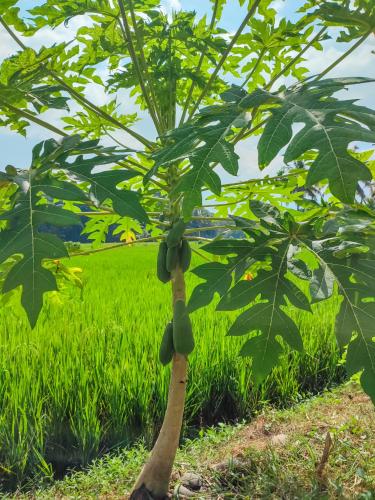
[159,322,174,365]
[157,242,171,283]
[166,218,186,248]
[166,245,179,273]
[179,239,191,273]
[173,300,195,355]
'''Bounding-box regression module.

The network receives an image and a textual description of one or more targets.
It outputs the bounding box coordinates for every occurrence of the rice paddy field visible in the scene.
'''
[0,244,346,491]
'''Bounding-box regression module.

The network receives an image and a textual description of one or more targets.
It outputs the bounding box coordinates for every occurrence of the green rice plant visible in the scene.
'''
[0,245,344,490]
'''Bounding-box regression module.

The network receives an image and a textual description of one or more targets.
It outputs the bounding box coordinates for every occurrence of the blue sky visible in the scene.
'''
[0,0,374,178]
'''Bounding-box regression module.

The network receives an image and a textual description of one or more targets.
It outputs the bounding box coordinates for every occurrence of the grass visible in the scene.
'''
[206,384,375,499]
[0,244,345,491]
[7,383,374,499]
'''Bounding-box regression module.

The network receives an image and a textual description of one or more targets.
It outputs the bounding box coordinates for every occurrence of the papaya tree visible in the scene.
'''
[0,0,375,497]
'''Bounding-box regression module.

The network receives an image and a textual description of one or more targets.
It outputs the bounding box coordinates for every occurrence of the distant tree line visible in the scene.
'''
[40,207,243,243]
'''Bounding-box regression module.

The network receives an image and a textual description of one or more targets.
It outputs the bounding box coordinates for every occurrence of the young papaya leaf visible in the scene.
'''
[258,77,375,203]
[153,86,273,216]
[0,47,73,136]
[82,214,120,248]
[314,1,375,42]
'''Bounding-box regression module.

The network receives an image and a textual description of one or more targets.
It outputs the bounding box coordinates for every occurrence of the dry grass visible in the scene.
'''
[210,384,371,460]
[189,383,375,499]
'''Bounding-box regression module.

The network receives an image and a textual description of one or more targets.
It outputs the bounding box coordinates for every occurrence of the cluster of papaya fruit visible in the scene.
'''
[159,300,195,365]
[157,219,194,365]
[156,219,192,282]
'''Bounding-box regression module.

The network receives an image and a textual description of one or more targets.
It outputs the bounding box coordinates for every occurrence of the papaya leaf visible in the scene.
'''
[188,235,271,312]
[240,334,283,384]
[154,78,374,217]
[258,77,375,203]
[190,203,375,394]
[153,87,273,216]
[34,176,88,201]
[218,240,307,381]
[309,246,375,404]
[188,207,305,314]
[32,137,149,223]
[0,135,148,326]
[300,213,375,405]
[189,209,312,382]
[0,180,80,327]
[314,1,375,42]
[309,263,335,302]
[63,159,147,223]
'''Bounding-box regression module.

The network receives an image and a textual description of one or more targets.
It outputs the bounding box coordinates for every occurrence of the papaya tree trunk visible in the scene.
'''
[130,267,188,499]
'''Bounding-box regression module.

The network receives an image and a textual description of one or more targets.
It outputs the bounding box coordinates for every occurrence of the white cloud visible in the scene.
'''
[25,15,91,49]
[306,38,375,78]
[271,0,286,21]
[161,0,182,17]
[167,0,182,10]
[305,36,375,107]
[0,15,91,61]
[236,137,285,181]
[0,31,18,59]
